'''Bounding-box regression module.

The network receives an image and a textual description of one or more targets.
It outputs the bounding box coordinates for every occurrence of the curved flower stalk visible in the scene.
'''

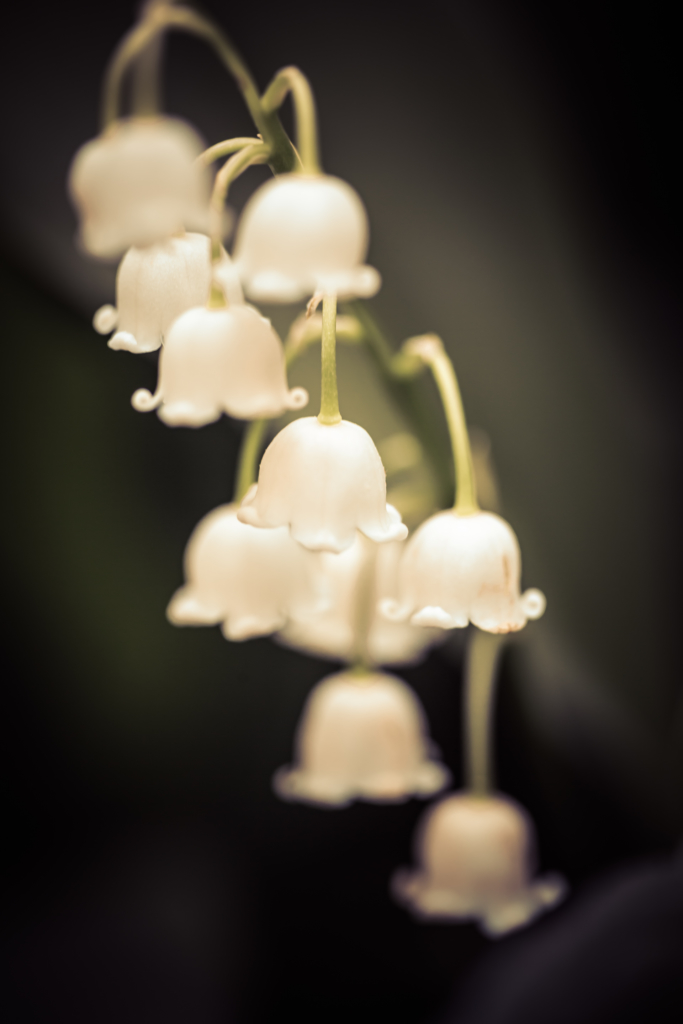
[131,302,308,426]
[392,792,566,936]
[68,116,209,258]
[382,510,546,633]
[233,173,381,303]
[237,416,407,552]
[93,232,231,354]
[167,504,325,641]
[278,533,441,666]
[274,669,449,807]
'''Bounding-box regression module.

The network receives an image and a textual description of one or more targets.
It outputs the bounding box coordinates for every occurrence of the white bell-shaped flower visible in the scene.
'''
[274,669,449,807]
[93,232,218,354]
[131,303,308,426]
[167,504,325,641]
[232,173,381,302]
[392,792,566,936]
[278,534,441,666]
[381,510,546,633]
[68,116,209,258]
[237,417,408,553]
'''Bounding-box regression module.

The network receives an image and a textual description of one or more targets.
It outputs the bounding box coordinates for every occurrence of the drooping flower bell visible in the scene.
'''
[166,504,325,641]
[93,232,222,354]
[237,416,408,553]
[392,792,566,936]
[68,116,209,258]
[131,300,308,426]
[278,533,441,666]
[274,669,449,807]
[381,510,546,633]
[232,174,381,302]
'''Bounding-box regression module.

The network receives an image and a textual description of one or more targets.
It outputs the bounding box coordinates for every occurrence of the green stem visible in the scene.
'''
[345,301,454,508]
[464,628,505,795]
[351,537,379,670]
[197,136,265,167]
[234,418,268,502]
[101,4,297,173]
[405,336,478,514]
[209,141,270,256]
[318,295,342,425]
[261,67,320,174]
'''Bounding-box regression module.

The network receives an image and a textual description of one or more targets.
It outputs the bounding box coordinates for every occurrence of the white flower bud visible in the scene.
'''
[68,116,209,258]
[274,669,449,807]
[93,233,217,354]
[237,417,408,553]
[131,304,308,426]
[381,509,545,633]
[233,173,381,302]
[392,792,566,935]
[167,504,325,641]
[277,534,441,666]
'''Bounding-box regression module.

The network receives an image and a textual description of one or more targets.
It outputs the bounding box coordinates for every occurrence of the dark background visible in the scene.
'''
[2,2,682,1022]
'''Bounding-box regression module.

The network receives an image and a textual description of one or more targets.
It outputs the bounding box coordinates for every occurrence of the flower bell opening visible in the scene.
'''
[233,174,381,302]
[392,792,566,936]
[237,417,408,553]
[68,116,210,258]
[274,670,450,807]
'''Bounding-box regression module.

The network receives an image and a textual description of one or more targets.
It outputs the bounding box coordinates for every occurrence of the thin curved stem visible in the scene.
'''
[464,628,505,795]
[261,66,320,174]
[234,418,268,502]
[318,294,341,425]
[101,4,297,172]
[197,137,264,167]
[403,335,479,514]
[209,141,270,251]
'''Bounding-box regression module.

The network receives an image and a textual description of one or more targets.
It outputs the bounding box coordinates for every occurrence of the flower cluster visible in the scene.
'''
[68,1,563,942]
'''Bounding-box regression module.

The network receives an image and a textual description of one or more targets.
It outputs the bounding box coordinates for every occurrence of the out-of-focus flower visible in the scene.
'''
[381,510,546,633]
[131,303,308,425]
[167,504,325,640]
[68,116,209,258]
[93,232,220,353]
[237,416,408,552]
[392,792,566,936]
[274,669,449,806]
[232,173,381,302]
[277,533,441,666]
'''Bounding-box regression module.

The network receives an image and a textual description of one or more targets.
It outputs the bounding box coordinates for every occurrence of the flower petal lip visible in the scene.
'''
[233,173,381,302]
[166,504,325,641]
[392,791,567,935]
[386,509,544,634]
[68,116,209,259]
[273,670,450,807]
[236,416,408,553]
[96,233,218,354]
[131,305,307,426]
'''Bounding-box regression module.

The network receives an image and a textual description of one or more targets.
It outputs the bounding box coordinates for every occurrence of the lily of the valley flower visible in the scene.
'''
[274,669,449,807]
[232,173,381,302]
[392,792,566,936]
[237,417,408,553]
[277,533,441,666]
[68,116,209,258]
[93,232,221,353]
[166,504,325,641]
[381,510,546,633]
[131,303,308,426]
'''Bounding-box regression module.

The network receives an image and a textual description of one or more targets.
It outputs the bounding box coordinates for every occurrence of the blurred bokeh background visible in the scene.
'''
[2,1,682,1021]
